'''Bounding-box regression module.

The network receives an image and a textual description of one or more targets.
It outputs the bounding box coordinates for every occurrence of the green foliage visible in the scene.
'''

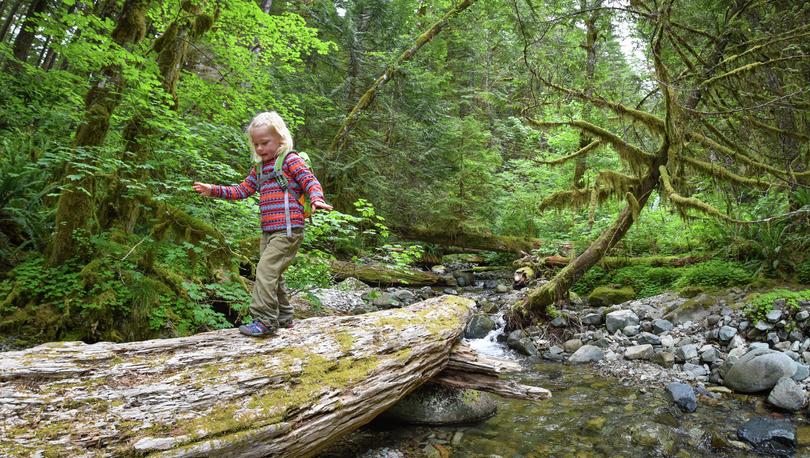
[285,253,333,291]
[798,260,810,285]
[612,265,683,298]
[378,243,425,269]
[743,289,810,324]
[572,266,610,296]
[673,260,752,289]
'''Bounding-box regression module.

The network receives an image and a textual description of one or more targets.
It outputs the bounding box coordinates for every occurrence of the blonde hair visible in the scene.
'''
[246,111,293,163]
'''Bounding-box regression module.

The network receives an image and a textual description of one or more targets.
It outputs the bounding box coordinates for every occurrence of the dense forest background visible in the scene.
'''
[0,0,808,345]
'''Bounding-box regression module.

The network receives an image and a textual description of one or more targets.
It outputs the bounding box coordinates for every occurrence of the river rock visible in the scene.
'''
[569,345,604,364]
[337,277,372,292]
[465,314,496,339]
[682,363,709,378]
[506,330,538,356]
[625,344,654,360]
[372,292,401,309]
[652,319,673,334]
[737,417,796,456]
[749,342,769,351]
[700,346,720,364]
[622,325,640,337]
[582,312,603,326]
[588,286,635,306]
[767,377,807,411]
[675,344,698,363]
[653,351,675,368]
[563,339,583,353]
[392,289,417,305]
[796,310,809,321]
[495,284,510,293]
[718,325,737,342]
[384,383,497,425]
[792,364,810,382]
[665,383,697,413]
[550,316,568,327]
[767,309,783,323]
[453,271,475,287]
[724,348,798,393]
[606,310,639,333]
[637,332,661,346]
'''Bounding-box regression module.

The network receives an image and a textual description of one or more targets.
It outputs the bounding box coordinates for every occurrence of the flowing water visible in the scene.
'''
[322,326,810,458]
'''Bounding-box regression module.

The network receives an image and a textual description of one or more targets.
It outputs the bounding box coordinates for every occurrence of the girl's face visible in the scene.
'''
[251,126,282,162]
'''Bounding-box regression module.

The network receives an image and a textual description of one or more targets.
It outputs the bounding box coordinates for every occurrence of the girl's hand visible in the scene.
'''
[193,182,213,197]
[311,200,333,215]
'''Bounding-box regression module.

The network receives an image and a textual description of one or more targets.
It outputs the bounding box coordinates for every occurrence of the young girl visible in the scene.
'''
[193,111,332,337]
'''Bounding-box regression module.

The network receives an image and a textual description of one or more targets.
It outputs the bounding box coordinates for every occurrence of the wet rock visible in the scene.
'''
[718,325,737,342]
[796,310,809,321]
[652,351,675,368]
[767,377,807,411]
[605,310,639,334]
[665,382,697,413]
[543,345,565,362]
[453,271,475,287]
[465,314,496,339]
[652,319,673,334]
[588,286,635,306]
[569,345,604,364]
[724,348,798,393]
[563,339,583,353]
[630,422,675,453]
[625,344,654,360]
[384,383,497,425]
[737,417,796,457]
[506,330,538,356]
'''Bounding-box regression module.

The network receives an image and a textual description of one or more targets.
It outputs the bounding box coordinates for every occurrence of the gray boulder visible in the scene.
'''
[606,310,639,333]
[767,377,807,411]
[638,332,661,346]
[625,344,654,360]
[675,344,698,363]
[718,325,737,342]
[384,383,497,425]
[737,417,796,457]
[563,339,583,353]
[724,348,798,393]
[652,351,675,368]
[582,313,603,326]
[465,314,496,339]
[652,319,673,334]
[665,383,697,413]
[569,345,604,364]
[506,330,538,356]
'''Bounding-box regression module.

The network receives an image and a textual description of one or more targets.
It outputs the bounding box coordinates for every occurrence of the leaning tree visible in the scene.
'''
[510,0,809,322]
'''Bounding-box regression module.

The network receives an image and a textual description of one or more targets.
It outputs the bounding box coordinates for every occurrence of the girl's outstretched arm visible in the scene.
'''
[193,182,213,197]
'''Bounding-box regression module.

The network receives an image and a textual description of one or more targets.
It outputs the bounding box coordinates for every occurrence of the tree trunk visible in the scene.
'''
[48,0,152,266]
[328,259,446,286]
[10,0,46,63]
[573,0,601,190]
[0,0,23,43]
[0,296,540,457]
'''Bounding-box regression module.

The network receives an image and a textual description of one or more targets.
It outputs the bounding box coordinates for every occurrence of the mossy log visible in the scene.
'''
[392,225,542,254]
[513,254,703,271]
[1,296,481,457]
[328,259,447,286]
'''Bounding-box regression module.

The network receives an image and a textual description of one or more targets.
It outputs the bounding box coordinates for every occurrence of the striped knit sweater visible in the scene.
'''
[212,153,325,233]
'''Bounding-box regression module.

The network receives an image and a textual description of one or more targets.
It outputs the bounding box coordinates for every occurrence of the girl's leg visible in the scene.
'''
[250,229,303,329]
[277,276,294,326]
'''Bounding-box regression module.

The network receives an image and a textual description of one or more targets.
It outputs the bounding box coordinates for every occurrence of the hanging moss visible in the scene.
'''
[538,139,602,166]
[625,192,640,222]
[538,188,590,212]
[659,165,737,223]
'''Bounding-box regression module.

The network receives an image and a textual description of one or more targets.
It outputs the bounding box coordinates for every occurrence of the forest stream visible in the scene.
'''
[319,279,810,458]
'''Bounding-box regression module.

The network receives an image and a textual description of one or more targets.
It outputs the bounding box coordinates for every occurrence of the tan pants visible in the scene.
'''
[251,229,303,328]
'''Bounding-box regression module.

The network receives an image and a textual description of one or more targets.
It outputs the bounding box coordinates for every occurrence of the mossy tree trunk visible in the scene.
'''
[48,0,153,266]
[0,296,485,457]
[392,225,541,254]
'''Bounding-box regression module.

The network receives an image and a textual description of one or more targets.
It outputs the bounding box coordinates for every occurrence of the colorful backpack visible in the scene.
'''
[256,150,314,236]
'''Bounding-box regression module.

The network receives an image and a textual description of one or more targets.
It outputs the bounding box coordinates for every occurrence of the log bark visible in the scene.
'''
[392,225,542,254]
[513,254,703,271]
[328,259,447,286]
[0,296,477,457]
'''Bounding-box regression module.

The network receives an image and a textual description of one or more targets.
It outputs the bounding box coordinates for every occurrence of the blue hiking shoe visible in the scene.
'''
[239,320,275,337]
[279,319,295,329]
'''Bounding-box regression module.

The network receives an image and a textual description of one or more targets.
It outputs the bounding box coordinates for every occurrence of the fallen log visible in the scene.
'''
[0,296,547,457]
[513,253,705,271]
[392,225,542,254]
[328,259,446,286]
